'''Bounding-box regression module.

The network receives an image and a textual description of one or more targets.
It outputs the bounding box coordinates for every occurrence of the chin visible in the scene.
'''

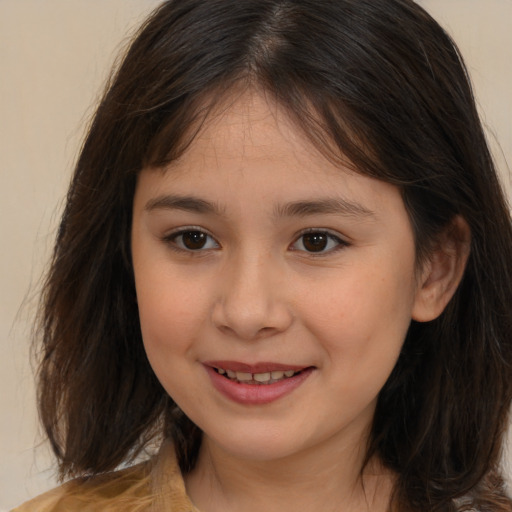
[201,419,320,463]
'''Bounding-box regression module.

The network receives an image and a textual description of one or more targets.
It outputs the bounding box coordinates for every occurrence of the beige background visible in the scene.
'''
[1,1,511,509]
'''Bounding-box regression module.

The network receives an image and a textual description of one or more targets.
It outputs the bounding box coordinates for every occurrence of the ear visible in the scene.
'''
[412,216,471,322]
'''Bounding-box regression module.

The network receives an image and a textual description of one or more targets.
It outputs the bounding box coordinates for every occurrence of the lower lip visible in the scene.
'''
[205,366,314,405]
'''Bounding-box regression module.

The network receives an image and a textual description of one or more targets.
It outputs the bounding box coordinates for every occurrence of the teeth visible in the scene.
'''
[216,367,300,382]
[253,372,271,382]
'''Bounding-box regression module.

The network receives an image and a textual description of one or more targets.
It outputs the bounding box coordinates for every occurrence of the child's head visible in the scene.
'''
[38,0,512,508]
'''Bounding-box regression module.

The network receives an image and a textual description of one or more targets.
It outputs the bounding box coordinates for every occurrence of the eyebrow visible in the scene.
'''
[144,194,376,220]
[274,198,376,219]
[144,195,225,216]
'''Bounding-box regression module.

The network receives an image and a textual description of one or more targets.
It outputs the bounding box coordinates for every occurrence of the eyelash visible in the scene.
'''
[162,227,220,253]
[162,227,349,255]
[290,229,349,256]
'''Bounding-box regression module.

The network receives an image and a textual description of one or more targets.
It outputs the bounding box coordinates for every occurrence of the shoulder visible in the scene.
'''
[11,483,74,512]
[452,472,512,512]
[12,461,153,512]
[12,441,199,512]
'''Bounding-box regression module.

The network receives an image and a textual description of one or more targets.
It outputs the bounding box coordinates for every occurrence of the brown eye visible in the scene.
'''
[302,233,329,252]
[291,231,345,254]
[181,231,207,250]
[170,230,219,251]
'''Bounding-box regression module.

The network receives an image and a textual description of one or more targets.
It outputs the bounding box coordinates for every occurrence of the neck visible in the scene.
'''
[185,433,393,512]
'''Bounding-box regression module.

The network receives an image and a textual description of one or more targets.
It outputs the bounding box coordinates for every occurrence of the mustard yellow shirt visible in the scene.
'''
[12,441,199,512]
[12,442,484,511]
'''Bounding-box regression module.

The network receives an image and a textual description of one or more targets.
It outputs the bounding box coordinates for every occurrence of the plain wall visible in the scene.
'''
[1,1,511,509]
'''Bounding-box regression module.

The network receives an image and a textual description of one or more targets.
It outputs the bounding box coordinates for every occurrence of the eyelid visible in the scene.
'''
[161,226,220,252]
[289,228,350,255]
[160,226,348,255]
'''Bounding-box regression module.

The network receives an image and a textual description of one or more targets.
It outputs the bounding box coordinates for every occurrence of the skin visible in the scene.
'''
[131,91,468,511]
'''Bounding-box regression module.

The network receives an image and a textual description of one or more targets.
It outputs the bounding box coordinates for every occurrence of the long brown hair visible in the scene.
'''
[37,1,512,510]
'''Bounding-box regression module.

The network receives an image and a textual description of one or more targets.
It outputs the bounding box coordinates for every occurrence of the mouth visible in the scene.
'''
[203,361,315,405]
[212,366,305,385]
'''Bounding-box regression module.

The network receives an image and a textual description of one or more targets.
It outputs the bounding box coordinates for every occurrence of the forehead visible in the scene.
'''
[138,90,406,221]
[160,90,357,185]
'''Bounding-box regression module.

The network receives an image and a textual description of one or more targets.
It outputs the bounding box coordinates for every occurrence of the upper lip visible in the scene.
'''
[204,360,310,373]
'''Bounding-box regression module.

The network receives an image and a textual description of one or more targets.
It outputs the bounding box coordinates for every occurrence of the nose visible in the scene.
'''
[211,251,293,341]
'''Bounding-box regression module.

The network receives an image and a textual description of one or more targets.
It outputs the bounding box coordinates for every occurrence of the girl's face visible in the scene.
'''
[132,92,426,464]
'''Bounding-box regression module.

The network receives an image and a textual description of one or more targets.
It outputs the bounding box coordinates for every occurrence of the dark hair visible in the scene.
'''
[37,0,512,510]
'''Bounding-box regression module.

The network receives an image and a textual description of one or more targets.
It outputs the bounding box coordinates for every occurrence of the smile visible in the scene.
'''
[213,367,301,384]
[203,361,314,405]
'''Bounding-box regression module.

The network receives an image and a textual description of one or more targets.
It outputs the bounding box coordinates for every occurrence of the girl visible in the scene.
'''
[15,0,512,510]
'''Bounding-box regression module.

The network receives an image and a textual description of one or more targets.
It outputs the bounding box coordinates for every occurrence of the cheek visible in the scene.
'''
[299,266,415,384]
[135,277,210,406]
[134,265,210,360]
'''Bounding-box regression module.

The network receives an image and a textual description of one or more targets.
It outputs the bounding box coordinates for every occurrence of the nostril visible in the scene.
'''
[211,284,293,340]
